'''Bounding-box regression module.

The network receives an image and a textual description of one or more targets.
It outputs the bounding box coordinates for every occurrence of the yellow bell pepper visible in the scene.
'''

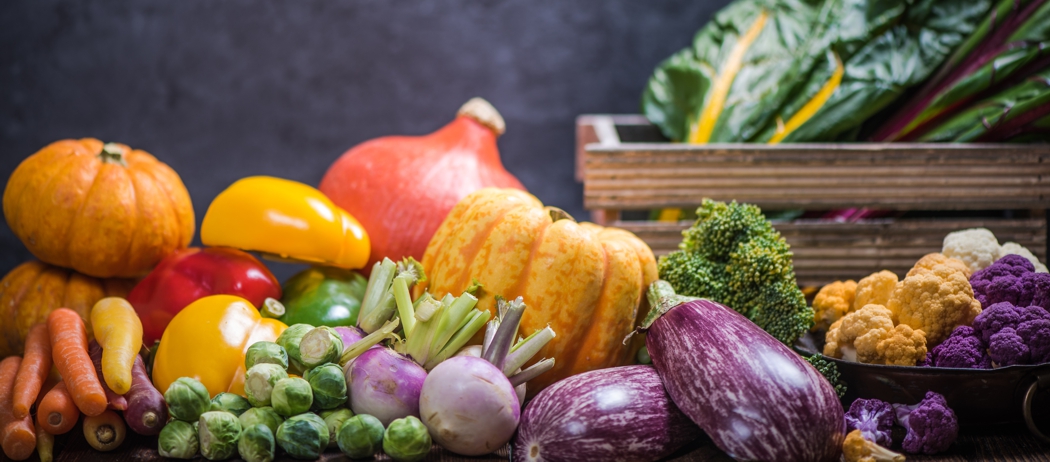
[152,294,287,397]
[201,176,370,269]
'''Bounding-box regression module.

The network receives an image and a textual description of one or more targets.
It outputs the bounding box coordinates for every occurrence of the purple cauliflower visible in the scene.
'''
[1018,318,1050,364]
[930,325,989,369]
[894,391,959,454]
[973,302,1022,343]
[988,327,1030,366]
[844,398,895,447]
[970,255,1050,310]
[1019,305,1050,324]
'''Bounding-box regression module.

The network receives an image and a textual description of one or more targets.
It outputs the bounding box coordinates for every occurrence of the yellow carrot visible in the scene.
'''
[89,297,143,395]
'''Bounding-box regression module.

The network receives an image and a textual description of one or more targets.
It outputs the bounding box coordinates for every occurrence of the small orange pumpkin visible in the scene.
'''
[417,188,658,391]
[0,260,135,356]
[3,139,194,278]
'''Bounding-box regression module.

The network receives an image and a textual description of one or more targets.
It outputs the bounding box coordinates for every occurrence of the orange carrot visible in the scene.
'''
[37,382,79,435]
[12,323,52,419]
[47,308,107,417]
[0,356,36,460]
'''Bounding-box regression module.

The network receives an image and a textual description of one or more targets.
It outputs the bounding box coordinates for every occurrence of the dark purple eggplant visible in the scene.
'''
[642,281,844,462]
[514,365,699,462]
[123,353,167,435]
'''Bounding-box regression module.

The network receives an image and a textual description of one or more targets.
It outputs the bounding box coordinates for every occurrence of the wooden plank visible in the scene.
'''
[615,218,1047,286]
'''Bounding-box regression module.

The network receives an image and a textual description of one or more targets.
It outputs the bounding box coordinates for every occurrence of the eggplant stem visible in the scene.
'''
[509,358,555,387]
[503,326,555,376]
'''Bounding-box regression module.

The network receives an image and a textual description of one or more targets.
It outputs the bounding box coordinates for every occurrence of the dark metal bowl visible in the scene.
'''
[795,331,1050,442]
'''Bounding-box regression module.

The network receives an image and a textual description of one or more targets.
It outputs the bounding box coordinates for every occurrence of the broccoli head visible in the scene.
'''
[844,398,894,447]
[893,391,959,455]
[805,354,846,398]
[657,199,811,345]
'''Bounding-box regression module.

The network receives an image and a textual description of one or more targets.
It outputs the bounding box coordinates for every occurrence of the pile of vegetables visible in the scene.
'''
[812,227,1049,368]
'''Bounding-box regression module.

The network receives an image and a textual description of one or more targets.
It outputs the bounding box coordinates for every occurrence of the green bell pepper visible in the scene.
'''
[278,267,367,327]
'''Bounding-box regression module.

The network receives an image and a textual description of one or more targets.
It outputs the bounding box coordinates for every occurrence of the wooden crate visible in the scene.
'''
[576,115,1050,287]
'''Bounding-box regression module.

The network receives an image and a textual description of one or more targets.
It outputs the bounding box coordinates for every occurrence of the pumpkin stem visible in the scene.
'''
[546,207,575,223]
[98,143,128,167]
[458,97,506,137]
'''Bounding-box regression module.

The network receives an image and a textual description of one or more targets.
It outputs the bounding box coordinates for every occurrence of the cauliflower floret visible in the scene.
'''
[824,304,894,363]
[854,270,899,314]
[907,253,972,279]
[875,324,928,366]
[888,258,982,347]
[812,280,857,331]
[942,228,1000,273]
[842,429,905,462]
[999,242,1049,273]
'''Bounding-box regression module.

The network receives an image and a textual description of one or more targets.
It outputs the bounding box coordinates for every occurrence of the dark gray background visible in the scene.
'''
[0,0,727,280]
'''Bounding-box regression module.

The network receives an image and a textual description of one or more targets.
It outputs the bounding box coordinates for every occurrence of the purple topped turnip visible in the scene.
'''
[642,281,845,462]
[345,347,427,426]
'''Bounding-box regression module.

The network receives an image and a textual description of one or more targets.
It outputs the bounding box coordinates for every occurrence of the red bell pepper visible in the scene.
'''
[128,247,281,343]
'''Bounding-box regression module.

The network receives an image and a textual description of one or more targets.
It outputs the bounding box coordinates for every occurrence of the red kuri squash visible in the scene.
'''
[320,98,524,270]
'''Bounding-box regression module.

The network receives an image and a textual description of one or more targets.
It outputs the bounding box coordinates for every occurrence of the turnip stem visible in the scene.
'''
[340,318,400,367]
[482,319,498,358]
[425,309,492,370]
[428,293,478,358]
[402,297,444,364]
[357,259,397,333]
[503,326,556,376]
[483,297,525,369]
[393,277,416,336]
[508,358,555,387]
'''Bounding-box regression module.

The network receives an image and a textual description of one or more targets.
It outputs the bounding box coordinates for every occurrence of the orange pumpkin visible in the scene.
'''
[417,188,658,390]
[3,138,194,278]
[0,260,135,356]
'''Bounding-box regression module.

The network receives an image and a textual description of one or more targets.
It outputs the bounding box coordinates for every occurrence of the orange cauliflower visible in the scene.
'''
[875,324,927,366]
[888,255,981,347]
[907,252,971,278]
[824,304,894,363]
[854,271,898,315]
[843,430,905,462]
[812,280,857,331]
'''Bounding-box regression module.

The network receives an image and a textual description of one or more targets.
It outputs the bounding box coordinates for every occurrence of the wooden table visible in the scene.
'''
[8,422,1047,462]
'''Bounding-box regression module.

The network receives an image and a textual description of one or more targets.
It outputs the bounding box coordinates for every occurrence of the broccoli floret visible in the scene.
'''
[893,391,959,455]
[805,355,846,398]
[658,199,811,345]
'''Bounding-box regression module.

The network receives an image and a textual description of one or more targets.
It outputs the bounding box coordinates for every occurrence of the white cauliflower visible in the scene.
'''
[999,242,1048,273]
[942,228,1000,273]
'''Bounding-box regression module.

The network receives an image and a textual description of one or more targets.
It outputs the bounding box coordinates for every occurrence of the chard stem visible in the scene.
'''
[508,358,555,387]
[340,318,400,367]
[425,309,491,370]
[393,277,416,336]
[503,326,555,376]
[482,297,525,369]
[357,259,397,332]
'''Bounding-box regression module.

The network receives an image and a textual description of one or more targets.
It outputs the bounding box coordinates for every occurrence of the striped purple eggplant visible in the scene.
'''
[643,281,845,462]
[513,365,700,462]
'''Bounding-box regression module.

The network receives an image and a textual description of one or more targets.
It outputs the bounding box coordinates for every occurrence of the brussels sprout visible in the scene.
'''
[276,413,329,459]
[245,341,289,370]
[198,411,242,460]
[383,416,431,462]
[305,363,348,410]
[276,323,313,373]
[320,408,354,448]
[164,377,211,422]
[239,407,284,435]
[237,424,276,462]
[244,363,290,407]
[209,392,251,417]
[271,377,313,417]
[158,420,199,459]
[299,326,344,368]
[337,414,385,459]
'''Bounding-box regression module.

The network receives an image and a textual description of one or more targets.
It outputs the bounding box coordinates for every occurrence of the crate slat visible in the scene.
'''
[617,219,1046,287]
